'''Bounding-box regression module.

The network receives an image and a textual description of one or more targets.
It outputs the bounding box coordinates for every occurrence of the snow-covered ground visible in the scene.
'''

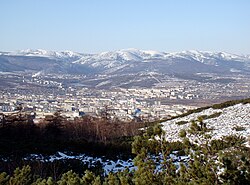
[22,151,188,175]
[23,152,135,175]
[2,103,249,175]
[161,103,250,147]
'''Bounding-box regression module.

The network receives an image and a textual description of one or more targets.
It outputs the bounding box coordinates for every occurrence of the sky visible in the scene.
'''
[1,0,250,54]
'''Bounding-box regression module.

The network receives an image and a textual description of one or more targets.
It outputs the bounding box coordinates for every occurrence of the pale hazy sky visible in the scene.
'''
[1,0,250,54]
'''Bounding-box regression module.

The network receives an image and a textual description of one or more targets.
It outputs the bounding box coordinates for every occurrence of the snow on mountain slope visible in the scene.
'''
[1,48,248,64]
[71,49,250,76]
[74,49,249,66]
[73,48,167,68]
[165,50,248,65]
[161,103,250,147]
[1,48,248,66]
[1,49,250,76]
[4,49,84,61]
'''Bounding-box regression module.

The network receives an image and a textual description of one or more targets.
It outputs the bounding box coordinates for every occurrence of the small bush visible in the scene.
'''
[168,141,186,152]
[199,112,222,120]
[189,120,200,134]
[233,126,246,131]
[179,129,187,138]
[176,121,188,125]
[210,135,247,152]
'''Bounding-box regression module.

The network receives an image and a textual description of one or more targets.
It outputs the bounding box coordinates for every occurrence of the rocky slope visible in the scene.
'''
[161,103,250,147]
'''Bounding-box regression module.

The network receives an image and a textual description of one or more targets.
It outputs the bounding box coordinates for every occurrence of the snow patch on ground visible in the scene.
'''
[24,152,135,175]
[161,103,250,146]
[23,151,189,175]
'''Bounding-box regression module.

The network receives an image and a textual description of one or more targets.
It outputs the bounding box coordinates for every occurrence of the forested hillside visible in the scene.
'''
[0,99,250,184]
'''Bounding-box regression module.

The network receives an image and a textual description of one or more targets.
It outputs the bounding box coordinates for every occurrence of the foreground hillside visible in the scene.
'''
[0,99,250,184]
[162,102,250,147]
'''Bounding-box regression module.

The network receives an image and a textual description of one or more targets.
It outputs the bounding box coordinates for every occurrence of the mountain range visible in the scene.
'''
[1,49,249,75]
[1,49,250,88]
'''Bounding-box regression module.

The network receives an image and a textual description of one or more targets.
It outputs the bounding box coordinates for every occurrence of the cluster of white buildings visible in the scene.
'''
[0,87,197,122]
[105,87,197,100]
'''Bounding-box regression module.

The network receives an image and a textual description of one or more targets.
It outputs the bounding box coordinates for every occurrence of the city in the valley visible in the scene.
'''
[1,70,250,123]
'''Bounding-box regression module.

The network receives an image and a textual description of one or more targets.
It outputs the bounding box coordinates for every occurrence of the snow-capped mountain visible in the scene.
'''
[1,49,84,61]
[72,49,250,74]
[0,49,250,87]
[72,48,166,70]
[0,49,90,74]
[75,49,248,65]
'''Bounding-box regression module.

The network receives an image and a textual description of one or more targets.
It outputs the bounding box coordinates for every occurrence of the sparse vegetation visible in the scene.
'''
[179,129,187,138]
[199,112,222,120]
[0,124,249,184]
[233,125,246,131]
[188,117,209,135]
[176,120,188,125]
[210,135,247,152]
[155,97,250,124]
[0,99,250,184]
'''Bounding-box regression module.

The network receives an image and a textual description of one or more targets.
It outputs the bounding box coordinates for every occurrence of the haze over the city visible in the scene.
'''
[1,0,250,54]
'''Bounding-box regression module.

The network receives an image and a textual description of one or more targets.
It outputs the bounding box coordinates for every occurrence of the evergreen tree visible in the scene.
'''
[0,172,9,185]
[92,176,102,185]
[117,169,133,185]
[82,170,97,185]
[32,177,55,185]
[57,170,81,185]
[1,166,56,185]
[103,173,120,185]
[9,165,32,185]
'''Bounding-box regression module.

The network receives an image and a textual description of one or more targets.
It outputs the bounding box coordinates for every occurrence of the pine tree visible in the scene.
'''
[92,176,102,185]
[117,169,133,185]
[132,125,167,185]
[103,173,120,185]
[57,170,81,185]
[82,170,97,185]
[0,172,9,185]
[9,165,32,185]
[32,177,55,185]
